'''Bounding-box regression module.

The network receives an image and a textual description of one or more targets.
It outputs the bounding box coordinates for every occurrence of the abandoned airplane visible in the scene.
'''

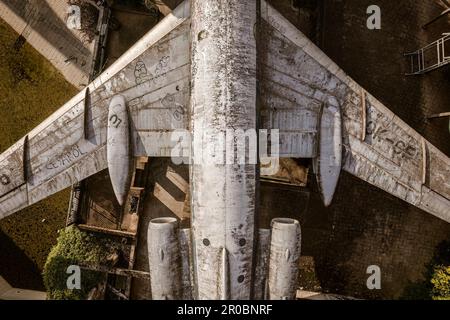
[0,0,449,300]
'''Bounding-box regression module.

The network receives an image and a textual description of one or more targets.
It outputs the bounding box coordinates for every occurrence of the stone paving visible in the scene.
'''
[0,0,94,88]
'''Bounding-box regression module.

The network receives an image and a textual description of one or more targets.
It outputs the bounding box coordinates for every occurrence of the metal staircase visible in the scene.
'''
[405,33,450,75]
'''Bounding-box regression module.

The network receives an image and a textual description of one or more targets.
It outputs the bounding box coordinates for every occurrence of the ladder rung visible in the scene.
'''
[405,33,450,75]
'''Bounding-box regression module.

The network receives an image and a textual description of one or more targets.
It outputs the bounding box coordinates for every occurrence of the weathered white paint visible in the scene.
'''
[0,2,448,306]
[313,99,343,207]
[190,0,257,300]
[260,20,320,158]
[0,2,448,305]
[421,138,427,185]
[148,217,182,300]
[360,88,367,142]
[268,218,301,300]
[1,0,448,222]
[220,247,230,300]
[0,140,25,197]
[427,144,450,200]
[261,0,450,221]
[107,95,131,206]
[253,229,271,300]
[0,185,28,220]
[0,3,191,219]
[179,228,194,300]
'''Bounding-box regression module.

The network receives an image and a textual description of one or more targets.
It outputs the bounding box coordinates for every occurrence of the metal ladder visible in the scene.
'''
[405,33,450,75]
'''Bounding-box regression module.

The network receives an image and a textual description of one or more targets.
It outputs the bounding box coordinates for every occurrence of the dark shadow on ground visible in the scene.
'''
[3,0,91,71]
[0,230,44,291]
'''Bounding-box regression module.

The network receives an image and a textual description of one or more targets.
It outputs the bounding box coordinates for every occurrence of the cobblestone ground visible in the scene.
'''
[321,0,450,154]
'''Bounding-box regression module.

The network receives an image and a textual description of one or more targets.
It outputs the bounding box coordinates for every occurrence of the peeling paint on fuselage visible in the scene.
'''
[190,0,258,300]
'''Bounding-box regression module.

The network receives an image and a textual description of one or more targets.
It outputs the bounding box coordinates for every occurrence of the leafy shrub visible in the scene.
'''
[401,240,450,300]
[43,226,121,300]
[430,265,450,300]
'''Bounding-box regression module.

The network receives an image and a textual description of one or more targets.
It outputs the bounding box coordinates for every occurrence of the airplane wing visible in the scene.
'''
[261,1,450,222]
[0,2,190,219]
[1,0,449,225]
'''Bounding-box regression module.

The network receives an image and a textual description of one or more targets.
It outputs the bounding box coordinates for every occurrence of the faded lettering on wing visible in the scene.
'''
[46,144,87,170]
[161,92,186,121]
[134,59,152,85]
[109,114,123,128]
[366,121,419,160]
[134,56,170,85]
[0,174,11,186]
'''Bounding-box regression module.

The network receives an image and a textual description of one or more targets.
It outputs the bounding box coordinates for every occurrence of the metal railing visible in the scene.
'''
[405,33,450,75]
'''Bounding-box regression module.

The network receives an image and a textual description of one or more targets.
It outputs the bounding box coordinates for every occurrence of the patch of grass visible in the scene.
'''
[0,18,78,271]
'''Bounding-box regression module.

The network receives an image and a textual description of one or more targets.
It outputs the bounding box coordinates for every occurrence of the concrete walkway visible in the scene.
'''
[0,276,46,300]
[0,0,94,89]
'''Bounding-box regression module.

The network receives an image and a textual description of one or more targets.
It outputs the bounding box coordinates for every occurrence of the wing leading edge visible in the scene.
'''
[1,0,449,223]
[0,1,190,220]
[261,1,450,222]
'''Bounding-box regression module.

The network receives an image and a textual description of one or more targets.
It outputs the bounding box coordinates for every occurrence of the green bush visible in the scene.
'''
[43,226,122,300]
[431,266,450,300]
[401,240,450,300]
